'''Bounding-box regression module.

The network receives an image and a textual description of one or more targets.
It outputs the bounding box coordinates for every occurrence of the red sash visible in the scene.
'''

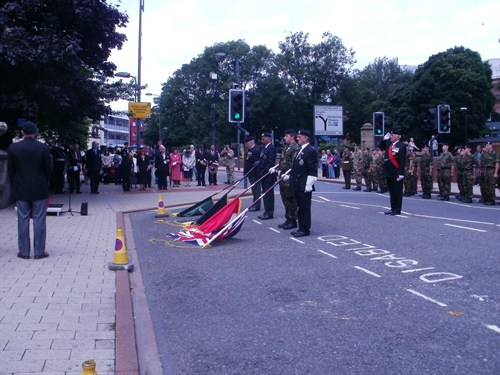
[388,144,399,169]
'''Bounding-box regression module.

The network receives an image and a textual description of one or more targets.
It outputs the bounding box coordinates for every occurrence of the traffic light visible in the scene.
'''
[437,104,451,133]
[373,112,385,135]
[423,108,437,130]
[229,89,245,123]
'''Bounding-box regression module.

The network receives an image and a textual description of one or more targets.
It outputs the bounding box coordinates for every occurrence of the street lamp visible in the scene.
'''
[115,71,144,148]
[460,107,468,144]
[209,72,217,146]
[145,93,162,145]
[114,72,137,101]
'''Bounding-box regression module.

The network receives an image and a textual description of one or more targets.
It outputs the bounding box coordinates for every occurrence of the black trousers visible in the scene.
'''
[386,177,403,212]
[89,169,100,193]
[261,179,275,213]
[248,175,262,210]
[294,190,312,233]
[68,169,81,193]
[197,166,206,186]
[343,169,351,188]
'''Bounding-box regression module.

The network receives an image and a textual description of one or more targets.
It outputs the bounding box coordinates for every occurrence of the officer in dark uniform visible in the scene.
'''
[379,129,406,215]
[258,132,277,220]
[51,140,66,194]
[244,136,262,212]
[289,129,317,237]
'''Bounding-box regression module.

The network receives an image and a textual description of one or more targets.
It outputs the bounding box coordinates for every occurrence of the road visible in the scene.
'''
[129,180,500,374]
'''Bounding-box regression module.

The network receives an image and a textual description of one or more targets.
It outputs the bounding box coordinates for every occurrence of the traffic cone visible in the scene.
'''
[81,359,98,374]
[108,226,134,271]
[155,193,169,218]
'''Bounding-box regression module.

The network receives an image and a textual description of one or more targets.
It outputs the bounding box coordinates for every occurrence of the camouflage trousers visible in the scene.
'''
[421,172,433,195]
[404,173,417,194]
[354,168,363,187]
[460,170,473,198]
[377,170,387,190]
[438,169,451,196]
[363,170,373,189]
[279,181,298,221]
[480,168,497,202]
[225,164,235,183]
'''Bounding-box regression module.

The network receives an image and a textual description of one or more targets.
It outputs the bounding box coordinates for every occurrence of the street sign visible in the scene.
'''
[314,105,343,136]
[128,102,151,119]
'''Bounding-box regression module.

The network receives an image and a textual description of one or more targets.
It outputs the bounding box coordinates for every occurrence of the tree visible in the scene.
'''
[0,0,128,139]
[410,46,494,146]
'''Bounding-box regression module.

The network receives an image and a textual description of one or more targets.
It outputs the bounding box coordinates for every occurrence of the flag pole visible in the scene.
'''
[234,163,279,199]
[248,169,291,209]
[202,207,249,248]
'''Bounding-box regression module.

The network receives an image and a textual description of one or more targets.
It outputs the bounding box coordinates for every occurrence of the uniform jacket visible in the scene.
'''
[67,149,83,171]
[259,143,277,182]
[290,143,317,192]
[380,139,406,178]
[8,137,53,201]
[244,144,262,179]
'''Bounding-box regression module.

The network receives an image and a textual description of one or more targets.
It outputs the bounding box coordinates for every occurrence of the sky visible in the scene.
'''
[108,0,500,111]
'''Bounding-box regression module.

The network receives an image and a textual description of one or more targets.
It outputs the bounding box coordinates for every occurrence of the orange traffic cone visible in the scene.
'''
[155,193,169,218]
[81,359,98,374]
[108,226,134,271]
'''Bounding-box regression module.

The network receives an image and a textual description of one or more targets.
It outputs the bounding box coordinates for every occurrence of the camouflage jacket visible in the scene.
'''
[279,141,300,172]
[438,151,453,169]
[480,151,497,169]
[419,153,433,174]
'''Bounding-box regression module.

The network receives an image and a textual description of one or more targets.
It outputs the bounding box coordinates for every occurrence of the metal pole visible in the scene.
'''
[235,57,241,171]
[136,0,144,148]
[158,98,162,144]
[211,79,216,146]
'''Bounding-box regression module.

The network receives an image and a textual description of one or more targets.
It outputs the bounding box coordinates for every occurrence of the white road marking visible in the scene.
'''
[354,266,381,278]
[485,324,500,334]
[318,250,337,259]
[253,220,262,225]
[269,228,280,233]
[444,223,487,232]
[413,214,495,226]
[290,237,305,244]
[470,294,488,302]
[401,267,435,273]
[318,196,330,202]
[340,204,361,210]
[406,289,447,307]
[312,199,325,203]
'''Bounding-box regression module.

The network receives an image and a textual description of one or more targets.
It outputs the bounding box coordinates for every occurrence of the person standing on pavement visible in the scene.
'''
[479,142,497,205]
[86,141,101,194]
[121,143,132,192]
[244,136,262,212]
[429,135,439,157]
[67,143,82,194]
[362,147,373,192]
[170,147,182,187]
[207,144,219,186]
[418,144,433,199]
[50,140,66,194]
[181,148,195,187]
[155,145,170,190]
[437,142,454,201]
[460,145,474,204]
[195,144,208,186]
[380,129,406,215]
[7,121,53,260]
[258,133,277,220]
[275,129,300,230]
[341,146,353,189]
[352,143,363,190]
[220,144,235,184]
[333,149,341,179]
[289,129,317,237]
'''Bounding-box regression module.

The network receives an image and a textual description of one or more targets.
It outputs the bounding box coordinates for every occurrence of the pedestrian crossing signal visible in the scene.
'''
[373,112,384,135]
[229,89,245,123]
[438,104,451,133]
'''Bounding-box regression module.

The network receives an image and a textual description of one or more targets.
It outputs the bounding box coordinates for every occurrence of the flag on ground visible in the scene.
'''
[171,197,214,217]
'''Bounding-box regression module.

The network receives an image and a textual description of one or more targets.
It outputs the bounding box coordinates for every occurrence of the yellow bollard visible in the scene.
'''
[81,359,98,374]
[155,193,169,218]
[108,226,134,271]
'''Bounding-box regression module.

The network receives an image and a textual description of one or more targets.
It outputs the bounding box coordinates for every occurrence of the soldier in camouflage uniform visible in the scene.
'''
[418,144,433,199]
[454,146,465,201]
[460,145,474,203]
[437,142,454,201]
[352,144,363,190]
[376,148,387,193]
[404,148,416,196]
[220,144,235,184]
[341,146,353,189]
[479,142,497,205]
[362,147,373,191]
[277,129,301,229]
[371,149,379,191]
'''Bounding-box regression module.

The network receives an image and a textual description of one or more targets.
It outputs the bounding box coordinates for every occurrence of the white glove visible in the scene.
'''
[282,175,290,181]
[305,176,317,193]
[397,175,404,181]
[269,166,277,174]
[383,132,391,140]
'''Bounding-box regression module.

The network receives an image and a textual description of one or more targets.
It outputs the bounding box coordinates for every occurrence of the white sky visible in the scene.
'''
[109,0,500,111]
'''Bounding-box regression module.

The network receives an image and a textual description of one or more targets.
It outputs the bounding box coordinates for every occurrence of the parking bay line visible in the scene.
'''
[444,223,487,232]
[406,289,447,307]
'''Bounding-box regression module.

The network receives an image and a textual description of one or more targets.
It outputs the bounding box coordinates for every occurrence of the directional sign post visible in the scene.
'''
[314,105,343,136]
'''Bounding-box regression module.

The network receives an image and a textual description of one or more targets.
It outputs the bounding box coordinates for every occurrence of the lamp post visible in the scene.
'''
[460,107,468,145]
[145,93,161,145]
[209,72,217,146]
[215,52,244,170]
[115,72,137,101]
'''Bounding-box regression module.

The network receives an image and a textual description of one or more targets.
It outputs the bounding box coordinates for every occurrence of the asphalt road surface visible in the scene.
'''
[130,181,500,375]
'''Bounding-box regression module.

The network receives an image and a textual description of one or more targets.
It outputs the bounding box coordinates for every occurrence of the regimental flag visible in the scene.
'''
[171,197,214,217]
[168,198,244,247]
[193,193,228,225]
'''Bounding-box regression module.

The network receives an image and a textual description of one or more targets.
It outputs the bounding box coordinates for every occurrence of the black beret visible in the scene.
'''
[284,128,296,136]
[297,129,312,138]
[244,136,255,143]
[22,121,38,134]
[261,132,272,138]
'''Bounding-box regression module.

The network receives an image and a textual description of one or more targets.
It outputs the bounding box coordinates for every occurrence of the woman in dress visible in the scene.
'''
[181,149,196,187]
[169,147,182,187]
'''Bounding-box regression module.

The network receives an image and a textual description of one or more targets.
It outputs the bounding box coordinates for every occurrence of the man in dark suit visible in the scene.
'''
[154,145,170,190]
[195,144,208,186]
[289,129,317,237]
[380,129,406,215]
[7,121,53,259]
[67,143,82,194]
[258,132,277,220]
[207,144,219,186]
[86,141,101,194]
[244,136,262,212]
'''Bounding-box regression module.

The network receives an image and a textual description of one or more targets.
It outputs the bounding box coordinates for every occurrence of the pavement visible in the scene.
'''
[0,169,495,375]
